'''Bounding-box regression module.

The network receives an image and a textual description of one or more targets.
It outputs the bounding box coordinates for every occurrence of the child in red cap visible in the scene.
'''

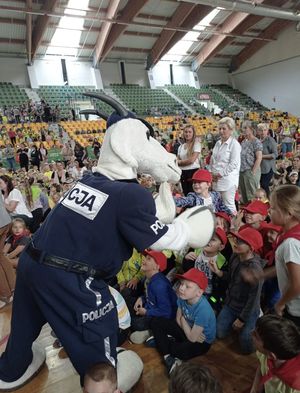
[182,228,228,312]
[148,268,216,375]
[129,250,177,344]
[209,227,265,354]
[174,169,232,215]
[235,200,269,233]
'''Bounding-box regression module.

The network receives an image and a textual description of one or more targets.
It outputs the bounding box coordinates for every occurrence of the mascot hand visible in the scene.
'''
[174,206,215,248]
[154,182,176,224]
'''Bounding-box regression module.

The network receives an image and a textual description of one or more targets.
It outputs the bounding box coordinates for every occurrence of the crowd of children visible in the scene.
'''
[1,114,300,393]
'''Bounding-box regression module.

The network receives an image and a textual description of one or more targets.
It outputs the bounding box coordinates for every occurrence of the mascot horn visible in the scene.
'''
[0,93,214,392]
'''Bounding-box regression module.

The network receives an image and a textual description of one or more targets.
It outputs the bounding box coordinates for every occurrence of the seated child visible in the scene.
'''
[210,227,264,354]
[174,169,232,215]
[149,269,216,374]
[254,188,269,203]
[260,222,282,311]
[182,228,228,312]
[237,200,269,232]
[215,212,233,261]
[129,250,177,344]
[84,349,143,393]
[3,218,30,268]
[169,363,223,393]
[84,362,119,393]
[250,314,300,393]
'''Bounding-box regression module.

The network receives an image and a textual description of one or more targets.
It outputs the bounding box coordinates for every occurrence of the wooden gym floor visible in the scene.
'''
[0,304,256,393]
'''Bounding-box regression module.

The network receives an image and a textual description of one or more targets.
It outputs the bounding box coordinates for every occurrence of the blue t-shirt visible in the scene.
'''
[33,172,168,278]
[177,296,216,344]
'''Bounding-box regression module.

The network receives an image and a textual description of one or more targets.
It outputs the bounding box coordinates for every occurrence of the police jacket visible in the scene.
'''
[32,172,168,279]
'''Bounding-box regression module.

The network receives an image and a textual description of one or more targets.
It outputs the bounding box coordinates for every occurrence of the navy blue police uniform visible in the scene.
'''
[0,172,168,382]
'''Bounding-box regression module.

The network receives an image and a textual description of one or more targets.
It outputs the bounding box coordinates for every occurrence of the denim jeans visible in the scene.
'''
[217,305,260,354]
[6,157,16,172]
[281,142,293,156]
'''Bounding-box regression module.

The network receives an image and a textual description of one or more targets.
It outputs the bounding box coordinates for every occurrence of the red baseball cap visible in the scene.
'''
[176,268,208,291]
[243,200,269,216]
[260,221,283,234]
[189,169,212,183]
[230,227,263,252]
[143,250,167,272]
[215,227,228,245]
[215,211,231,224]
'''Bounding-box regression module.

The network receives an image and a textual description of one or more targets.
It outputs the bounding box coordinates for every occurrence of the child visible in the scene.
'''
[254,188,269,203]
[169,363,223,393]
[129,250,177,344]
[286,170,299,185]
[239,200,269,232]
[83,362,119,393]
[3,218,30,268]
[174,169,232,215]
[260,222,282,311]
[182,228,228,312]
[215,212,233,261]
[250,314,300,393]
[210,227,264,354]
[149,269,216,374]
[269,185,300,325]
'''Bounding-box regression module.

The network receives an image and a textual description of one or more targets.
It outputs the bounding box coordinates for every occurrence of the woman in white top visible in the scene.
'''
[0,175,32,228]
[177,125,201,195]
[209,117,241,214]
[69,159,87,181]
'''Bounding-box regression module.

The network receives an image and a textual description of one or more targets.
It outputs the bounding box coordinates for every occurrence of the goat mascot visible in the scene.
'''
[0,93,214,391]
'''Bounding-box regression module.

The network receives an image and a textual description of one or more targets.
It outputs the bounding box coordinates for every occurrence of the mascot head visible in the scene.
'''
[81,92,181,183]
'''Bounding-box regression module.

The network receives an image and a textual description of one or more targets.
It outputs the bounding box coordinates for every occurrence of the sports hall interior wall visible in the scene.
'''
[231,25,300,116]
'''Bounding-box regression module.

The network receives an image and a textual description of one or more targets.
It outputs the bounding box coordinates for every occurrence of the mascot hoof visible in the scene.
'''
[0,342,45,392]
[175,206,215,248]
[117,347,143,393]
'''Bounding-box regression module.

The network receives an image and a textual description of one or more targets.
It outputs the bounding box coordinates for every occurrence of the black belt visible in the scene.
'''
[26,242,108,280]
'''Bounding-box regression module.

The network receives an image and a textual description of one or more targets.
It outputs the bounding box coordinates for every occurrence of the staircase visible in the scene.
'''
[163,88,195,114]
[24,87,40,103]
[104,87,129,110]
[210,86,244,111]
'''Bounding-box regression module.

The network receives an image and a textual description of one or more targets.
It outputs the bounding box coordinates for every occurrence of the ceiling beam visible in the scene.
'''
[124,31,160,38]
[93,0,121,66]
[99,0,149,63]
[147,3,212,69]
[31,0,59,60]
[0,16,25,24]
[0,38,25,44]
[112,46,150,53]
[232,19,293,71]
[193,0,289,67]
[147,2,197,67]
[26,0,32,64]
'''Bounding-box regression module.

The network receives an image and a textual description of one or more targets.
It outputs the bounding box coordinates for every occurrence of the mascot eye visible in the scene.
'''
[146,131,150,140]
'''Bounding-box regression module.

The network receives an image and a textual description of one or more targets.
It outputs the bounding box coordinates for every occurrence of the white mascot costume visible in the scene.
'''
[0,93,214,392]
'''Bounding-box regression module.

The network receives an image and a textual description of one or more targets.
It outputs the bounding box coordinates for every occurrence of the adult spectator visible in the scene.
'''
[257,123,277,196]
[239,120,263,205]
[279,121,294,158]
[0,175,32,227]
[209,117,241,215]
[51,161,69,185]
[61,142,74,167]
[29,144,42,170]
[177,125,201,195]
[39,142,48,163]
[74,142,86,164]
[16,143,29,172]
[3,144,16,173]
[92,138,101,159]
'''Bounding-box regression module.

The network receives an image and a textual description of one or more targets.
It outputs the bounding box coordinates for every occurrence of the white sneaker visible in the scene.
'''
[129,330,151,344]
[0,342,46,391]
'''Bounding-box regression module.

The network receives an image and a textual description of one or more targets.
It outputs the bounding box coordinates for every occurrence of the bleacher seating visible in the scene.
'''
[211,84,269,112]
[0,82,27,107]
[111,84,185,116]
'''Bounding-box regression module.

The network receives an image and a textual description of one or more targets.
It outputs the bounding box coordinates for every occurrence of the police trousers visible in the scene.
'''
[0,252,118,383]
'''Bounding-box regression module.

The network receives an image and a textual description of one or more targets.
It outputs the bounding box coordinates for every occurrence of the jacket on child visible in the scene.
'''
[143,272,177,319]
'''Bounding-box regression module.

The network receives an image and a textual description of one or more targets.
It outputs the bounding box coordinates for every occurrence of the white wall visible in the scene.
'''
[34,58,64,86]
[100,62,122,86]
[197,66,229,85]
[232,26,300,115]
[152,62,171,87]
[66,60,95,86]
[0,58,29,86]
[125,63,148,86]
